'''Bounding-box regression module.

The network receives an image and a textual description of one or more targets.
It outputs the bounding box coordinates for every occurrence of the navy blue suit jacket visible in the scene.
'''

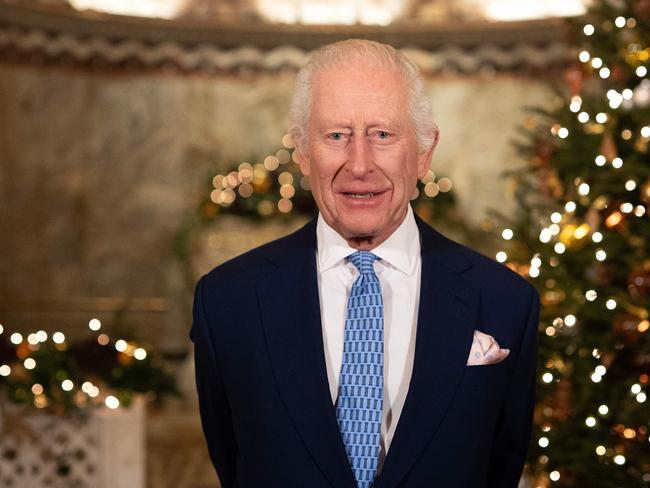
[191,216,539,488]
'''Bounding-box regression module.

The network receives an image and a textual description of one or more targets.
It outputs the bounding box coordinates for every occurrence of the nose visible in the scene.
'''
[345,133,373,178]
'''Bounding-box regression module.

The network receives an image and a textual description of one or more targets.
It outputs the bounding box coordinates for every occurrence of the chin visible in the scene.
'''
[338,221,382,240]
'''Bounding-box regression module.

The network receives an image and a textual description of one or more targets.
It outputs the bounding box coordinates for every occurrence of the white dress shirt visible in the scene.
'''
[316,205,421,465]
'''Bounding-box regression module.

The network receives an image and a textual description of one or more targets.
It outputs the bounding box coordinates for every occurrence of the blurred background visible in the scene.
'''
[1,0,649,487]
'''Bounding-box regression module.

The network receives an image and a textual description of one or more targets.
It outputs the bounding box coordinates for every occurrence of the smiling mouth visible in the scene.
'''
[341,190,387,199]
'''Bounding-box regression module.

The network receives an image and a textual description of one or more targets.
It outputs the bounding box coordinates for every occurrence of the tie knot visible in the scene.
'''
[347,251,379,275]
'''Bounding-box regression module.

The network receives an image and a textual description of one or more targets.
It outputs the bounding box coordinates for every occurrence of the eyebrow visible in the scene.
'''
[316,120,402,131]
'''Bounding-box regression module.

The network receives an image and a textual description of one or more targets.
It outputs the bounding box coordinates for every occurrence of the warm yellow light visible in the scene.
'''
[605,212,623,227]
[438,178,453,193]
[424,182,439,197]
[105,395,120,409]
[264,156,280,171]
[278,172,293,186]
[623,428,636,439]
[280,184,296,199]
[282,134,294,148]
[278,198,293,214]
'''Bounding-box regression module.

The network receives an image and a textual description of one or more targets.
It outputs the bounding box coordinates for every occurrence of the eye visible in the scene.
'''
[330,132,343,140]
[374,130,391,140]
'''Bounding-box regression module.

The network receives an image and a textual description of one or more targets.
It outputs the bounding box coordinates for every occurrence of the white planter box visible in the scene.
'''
[0,397,146,488]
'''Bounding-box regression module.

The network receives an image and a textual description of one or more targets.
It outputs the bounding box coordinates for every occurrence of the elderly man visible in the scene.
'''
[191,39,539,488]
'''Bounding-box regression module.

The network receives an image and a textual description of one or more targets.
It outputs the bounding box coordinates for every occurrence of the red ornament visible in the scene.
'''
[564,65,584,96]
[613,313,643,345]
[599,131,618,161]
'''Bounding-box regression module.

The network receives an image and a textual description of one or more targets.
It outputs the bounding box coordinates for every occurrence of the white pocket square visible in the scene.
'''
[467,330,510,366]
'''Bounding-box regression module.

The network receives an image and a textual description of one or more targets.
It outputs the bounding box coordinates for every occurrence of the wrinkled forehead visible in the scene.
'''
[309,64,410,126]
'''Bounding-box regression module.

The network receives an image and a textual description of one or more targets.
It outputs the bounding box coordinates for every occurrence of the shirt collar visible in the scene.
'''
[316,205,420,275]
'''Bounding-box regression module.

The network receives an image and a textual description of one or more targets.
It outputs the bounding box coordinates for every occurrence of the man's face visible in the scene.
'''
[297,64,436,249]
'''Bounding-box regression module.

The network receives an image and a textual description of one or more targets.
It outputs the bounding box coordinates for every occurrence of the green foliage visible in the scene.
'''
[502,1,650,485]
[0,331,178,414]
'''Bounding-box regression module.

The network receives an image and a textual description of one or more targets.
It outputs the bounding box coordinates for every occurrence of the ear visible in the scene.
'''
[293,134,311,176]
[416,128,440,179]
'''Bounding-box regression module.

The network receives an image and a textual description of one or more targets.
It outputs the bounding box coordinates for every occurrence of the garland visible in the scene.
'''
[0,321,177,414]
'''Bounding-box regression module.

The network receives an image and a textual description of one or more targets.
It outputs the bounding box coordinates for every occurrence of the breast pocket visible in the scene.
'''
[460,356,511,388]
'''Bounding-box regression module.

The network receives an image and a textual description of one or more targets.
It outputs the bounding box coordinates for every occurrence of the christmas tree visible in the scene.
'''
[499,1,650,486]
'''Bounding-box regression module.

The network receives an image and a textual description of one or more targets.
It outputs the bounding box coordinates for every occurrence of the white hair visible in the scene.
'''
[289,39,438,152]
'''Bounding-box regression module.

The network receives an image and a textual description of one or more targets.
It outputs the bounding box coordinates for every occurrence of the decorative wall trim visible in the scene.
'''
[0,1,571,73]
[0,24,570,73]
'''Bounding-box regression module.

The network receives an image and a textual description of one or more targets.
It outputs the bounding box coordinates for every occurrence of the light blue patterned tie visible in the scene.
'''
[336,251,384,488]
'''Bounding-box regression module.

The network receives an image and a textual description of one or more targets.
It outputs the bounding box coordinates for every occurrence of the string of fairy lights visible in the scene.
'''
[494,9,649,486]
[0,319,149,411]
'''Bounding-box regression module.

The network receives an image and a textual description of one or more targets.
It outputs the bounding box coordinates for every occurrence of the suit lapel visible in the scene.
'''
[256,220,357,488]
[375,218,479,488]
